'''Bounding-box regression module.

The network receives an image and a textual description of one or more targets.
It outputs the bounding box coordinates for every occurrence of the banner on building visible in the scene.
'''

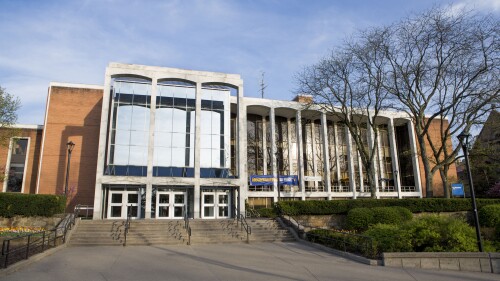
[249,175,299,186]
[451,183,465,197]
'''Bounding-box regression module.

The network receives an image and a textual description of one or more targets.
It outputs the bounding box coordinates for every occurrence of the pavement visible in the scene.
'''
[0,242,498,281]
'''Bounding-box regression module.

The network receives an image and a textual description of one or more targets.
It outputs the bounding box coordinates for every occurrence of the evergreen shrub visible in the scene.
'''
[0,193,66,217]
[478,204,500,227]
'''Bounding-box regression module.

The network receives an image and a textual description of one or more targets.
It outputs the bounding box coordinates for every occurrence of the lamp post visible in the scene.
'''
[457,131,483,252]
[64,141,76,196]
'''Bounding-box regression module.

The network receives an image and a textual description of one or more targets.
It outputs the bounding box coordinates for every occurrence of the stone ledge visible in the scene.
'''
[383,252,500,274]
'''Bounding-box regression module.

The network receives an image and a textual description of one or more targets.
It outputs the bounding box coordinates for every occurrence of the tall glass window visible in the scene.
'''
[247,114,264,175]
[327,121,339,190]
[153,81,195,177]
[378,125,394,191]
[200,86,230,178]
[6,138,28,192]
[107,79,151,176]
[337,124,350,190]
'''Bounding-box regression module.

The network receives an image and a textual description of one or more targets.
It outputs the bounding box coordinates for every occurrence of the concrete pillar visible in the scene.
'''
[287,119,293,176]
[296,111,305,199]
[194,82,202,218]
[145,77,158,218]
[334,122,341,193]
[321,113,331,196]
[388,118,402,198]
[237,84,247,216]
[311,120,318,190]
[262,115,267,175]
[407,121,423,198]
[269,107,278,202]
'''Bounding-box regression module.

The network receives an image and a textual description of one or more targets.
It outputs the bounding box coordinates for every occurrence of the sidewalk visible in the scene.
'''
[0,242,498,281]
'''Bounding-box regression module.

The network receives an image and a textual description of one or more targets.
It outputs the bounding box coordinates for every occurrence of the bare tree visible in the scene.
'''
[296,28,392,198]
[383,8,499,197]
[0,87,21,146]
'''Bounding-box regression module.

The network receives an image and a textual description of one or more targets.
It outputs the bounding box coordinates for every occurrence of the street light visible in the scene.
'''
[457,131,483,252]
[64,141,76,196]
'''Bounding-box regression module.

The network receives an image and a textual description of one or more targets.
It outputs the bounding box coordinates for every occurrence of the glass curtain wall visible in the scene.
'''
[200,86,230,178]
[153,81,195,177]
[337,124,350,191]
[327,122,339,191]
[275,116,290,191]
[302,119,315,191]
[107,79,151,176]
[290,119,298,176]
[378,125,394,191]
[247,114,269,191]
[313,120,324,191]
[395,124,415,190]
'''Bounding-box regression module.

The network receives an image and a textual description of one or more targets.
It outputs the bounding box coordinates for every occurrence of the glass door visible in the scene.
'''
[107,190,141,219]
[156,191,186,219]
[201,189,231,219]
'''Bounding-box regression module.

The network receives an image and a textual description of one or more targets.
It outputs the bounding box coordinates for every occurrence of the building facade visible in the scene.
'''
[1,63,457,219]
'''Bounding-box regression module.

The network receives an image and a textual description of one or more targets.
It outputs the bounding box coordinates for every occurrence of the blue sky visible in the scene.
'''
[1,0,499,124]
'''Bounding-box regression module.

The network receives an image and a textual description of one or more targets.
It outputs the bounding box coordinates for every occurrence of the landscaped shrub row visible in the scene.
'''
[0,193,66,217]
[276,198,500,216]
[345,207,413,231]
[478,204,500,227]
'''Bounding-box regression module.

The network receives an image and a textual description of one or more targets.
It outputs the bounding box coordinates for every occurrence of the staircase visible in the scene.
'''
[68,220,188,246]
[68,218,294,246]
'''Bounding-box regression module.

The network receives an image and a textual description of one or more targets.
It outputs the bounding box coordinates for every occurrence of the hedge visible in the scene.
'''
[0,193,66,217]
[276,198,500,216]
[478,204,500,228]
[345,207,413,231]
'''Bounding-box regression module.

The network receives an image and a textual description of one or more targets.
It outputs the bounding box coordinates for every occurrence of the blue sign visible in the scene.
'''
[451,183,464,197]
[249,175,299,186]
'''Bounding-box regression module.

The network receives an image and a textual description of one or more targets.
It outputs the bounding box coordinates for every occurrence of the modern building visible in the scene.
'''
[0,63,457,219]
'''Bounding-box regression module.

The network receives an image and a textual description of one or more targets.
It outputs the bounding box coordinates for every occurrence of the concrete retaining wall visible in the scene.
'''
[383,252,500,274]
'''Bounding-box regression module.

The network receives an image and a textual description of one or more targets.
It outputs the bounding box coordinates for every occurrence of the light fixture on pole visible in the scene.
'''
[457,131,483,252]
[64,141,76,196]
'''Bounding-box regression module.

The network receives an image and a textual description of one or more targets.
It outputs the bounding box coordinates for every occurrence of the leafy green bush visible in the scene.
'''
[345,208,373,231]
[307,229,378,259]
[256,208,276,218]
[277,198,500,215]
[478,204,500,227]
[0,193,66,217]
[363,215,478,253]
[392,206,413,221]
[364,224,412,252]
[372,207,401,225]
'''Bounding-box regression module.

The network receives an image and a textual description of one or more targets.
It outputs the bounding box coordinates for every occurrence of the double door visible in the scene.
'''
[108,190,141,219]
[156,191,186,219]
[202,189,230,219]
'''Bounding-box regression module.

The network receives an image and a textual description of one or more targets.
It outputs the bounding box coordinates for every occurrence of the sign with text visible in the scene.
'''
[249,175,299,186]
[451,183,465,197]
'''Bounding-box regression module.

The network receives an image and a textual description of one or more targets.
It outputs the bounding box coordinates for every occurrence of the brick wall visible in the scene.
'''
[417,118,458,197]
[37,86,102,210]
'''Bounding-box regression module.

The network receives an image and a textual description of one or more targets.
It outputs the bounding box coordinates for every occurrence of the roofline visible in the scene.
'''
[11,124,43,130]
[49,82,104,90]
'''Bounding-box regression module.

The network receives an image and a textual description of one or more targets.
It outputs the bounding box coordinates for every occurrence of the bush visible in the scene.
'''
[364,224,412,252]
[345,208,373,231]
[307,229,377,258]
[277,198,500,216]
[0,193,66,217]
[478,204,500,227]
[256,208,276,218]
[372,207,401,225]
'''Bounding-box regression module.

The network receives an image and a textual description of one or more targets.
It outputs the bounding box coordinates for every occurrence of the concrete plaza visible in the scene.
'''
[0,242,498,281]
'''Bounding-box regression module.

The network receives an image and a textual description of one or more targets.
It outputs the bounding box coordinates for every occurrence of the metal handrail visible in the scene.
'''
[183,205,191,245]
[1,213,76,268]
[237,214,251,243]
[123,204,132,246]
[74,204,94,219]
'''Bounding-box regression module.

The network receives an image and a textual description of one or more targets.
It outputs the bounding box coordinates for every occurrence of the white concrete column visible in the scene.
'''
[145,77,158,218]
[296,111,305,199]
[346,127,356,199]
[194,82,202,218]
[407,121,423,198]
[321,113,331,196]
[311,121,318,190]
[388,118,402,198]
[367,123,379,198]
[269,107,278,202]
[93,73,112,219]
[237,84,247,217]
[287,119,293,176]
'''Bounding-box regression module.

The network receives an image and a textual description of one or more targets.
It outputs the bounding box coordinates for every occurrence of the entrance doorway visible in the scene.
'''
[107,190,141,219]
[156,191,187,219]
[201,189,231,219]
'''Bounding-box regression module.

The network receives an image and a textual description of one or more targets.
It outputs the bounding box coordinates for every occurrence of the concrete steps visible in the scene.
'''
[68,218,294,246]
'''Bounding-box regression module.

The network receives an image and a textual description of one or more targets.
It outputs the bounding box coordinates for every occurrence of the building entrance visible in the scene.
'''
[156,191,186,219]
[107,190,141,219]
[201,189,231,219]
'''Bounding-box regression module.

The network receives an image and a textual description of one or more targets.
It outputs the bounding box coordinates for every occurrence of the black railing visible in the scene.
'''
[123,204,132,246]
[237,214,251,243]
[183,205,191,245]
[0,213,76,268]
[74,204,94,219]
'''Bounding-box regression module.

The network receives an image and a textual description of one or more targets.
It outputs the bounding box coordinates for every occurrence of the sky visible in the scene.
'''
[1,0,499,125]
